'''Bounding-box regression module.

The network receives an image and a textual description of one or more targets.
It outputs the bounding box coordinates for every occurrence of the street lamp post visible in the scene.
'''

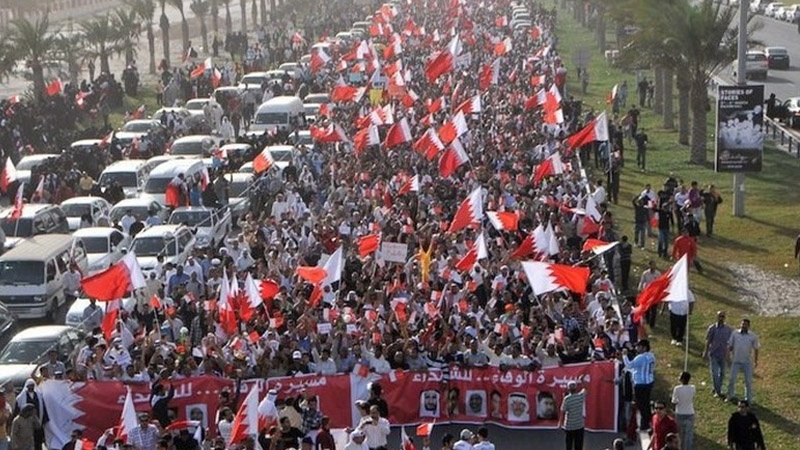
[733,0,747,217]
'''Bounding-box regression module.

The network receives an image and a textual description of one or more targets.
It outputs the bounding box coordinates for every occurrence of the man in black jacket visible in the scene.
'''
[727,400,766,450]
[151,381,175,427]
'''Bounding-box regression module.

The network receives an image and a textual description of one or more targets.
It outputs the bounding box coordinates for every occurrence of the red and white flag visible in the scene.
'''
[532,152,565,185]
[510,234,536,260]
[479,58,501,90]
[582,238,619,255]
[296,246,344,287]
[437,111,468,145]
[164,178,184,208]
[80,252,147,301]
[217,271,237,335]
[331,85,366,103]
[228,384,260,446]
[401,426,417,450]
[116,388,139,442]
[566,111,609,150]
[607,84,618,104]
[397,174,420,195]
[424,35,462,82]
[311,123,350,143]
[252,148,275,173]
[101,299,121,341]
[0,157,17,192]
[257,389,279,431]
[455,232,488,271]
[416,423,434,437]
[455,95,482,116]
[212,68,222,87]
[384,33,403,59]
[495,15,508,27]
[524,89,547,111]
[530,74,546,87]
[438,138,469,178]
[310,50,331,73]
[384,117,412,148]
[633,255,689,323]
[494,37,512,56]
[33,176,45,200]
[190,57,212,78]
[425,96,446,114]
[45,78,62,96]
[353,124,380,155]
[543,84,564,125]
[486,211,519,231]
[448,187,483,233]
[131,104,146,120]
[357,234,381,258]
[413,128,445,160]
[9,182,24,219]
[240,272,263,322]
[521,261,590,295]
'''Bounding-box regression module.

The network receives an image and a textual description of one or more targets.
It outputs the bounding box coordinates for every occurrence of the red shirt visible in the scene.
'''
[651,413,678,450]
[672,235,697,264]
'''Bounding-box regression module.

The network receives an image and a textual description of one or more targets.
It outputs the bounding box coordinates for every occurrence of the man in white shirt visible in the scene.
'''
[668,290,695,346]
[120,210,136,234]
[366,345,392,374]
[592,179,607,205]
[63,264,82,303]
[183,257,204,284]
[357,405,390,450]
[472,427,494,450]
[344,429,369,450]
[453,429,474,450]
[312,348,337,375]
[671,371,696,450]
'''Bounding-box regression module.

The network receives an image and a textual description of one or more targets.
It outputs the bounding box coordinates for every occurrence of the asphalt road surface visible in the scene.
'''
[723,8,800,102]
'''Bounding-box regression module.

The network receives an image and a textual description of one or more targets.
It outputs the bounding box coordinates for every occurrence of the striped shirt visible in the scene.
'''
[624,351,656,385]
[561,390,586,431]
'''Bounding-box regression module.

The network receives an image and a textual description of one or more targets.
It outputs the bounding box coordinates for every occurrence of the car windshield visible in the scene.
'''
[99,172,138,188]
[131,236,174,257]
[111,206,146,222]
[305,95,328,103]
[747,54,766,61]
[169,210,212,226]
[270,150,293,162]
[81,236,110,254]
[145,177,171,194]
[61,204,91,218]
[186,102,206,110]
[230,181,249,197]
[0,261,43,285]
[255,112,288,125]
[768,48,788,55]
[16,158,52,170]
[0,340,55,364]
[172,141,211,156]
[122,122,153,132]
[241,76,265,85]
[292,134,313,146]
[304,106,319,115]
[0,218,33,237]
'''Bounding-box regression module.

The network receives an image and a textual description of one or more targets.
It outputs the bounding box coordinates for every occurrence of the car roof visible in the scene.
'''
[112,198,156,208]
[171,206,214,212]
[103,159,147,171]
[173,135,217,143]
[149,159,204,177]
[0,235,76,261]
[134,224,186,238]
[60,196,107,205]
[227,172,253,182]
[73,227,123,238]
[266,145,296,152]
[11,325,75,341]
[71,139,102,147]
[19,154,58,162]
[0,203,55,218]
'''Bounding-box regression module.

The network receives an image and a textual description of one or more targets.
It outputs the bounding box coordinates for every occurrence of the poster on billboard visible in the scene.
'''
[715,85,764,172]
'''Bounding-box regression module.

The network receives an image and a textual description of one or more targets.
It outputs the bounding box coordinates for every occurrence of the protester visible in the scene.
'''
[648,400,677,450]
[727,318,760,403]
[623,340,655,431]
[560,381,586,450]
[704,310,733,399]
[671,371,696,450]
[727,400,766,450]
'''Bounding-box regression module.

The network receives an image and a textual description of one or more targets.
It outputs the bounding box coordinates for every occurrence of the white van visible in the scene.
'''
[98,159,150,198]
[251,96,306,134]
[142,159,205,206]
[0,234,88,320]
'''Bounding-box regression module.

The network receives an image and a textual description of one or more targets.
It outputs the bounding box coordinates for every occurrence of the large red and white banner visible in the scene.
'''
[41,362,617,449]
[379,362,617,430]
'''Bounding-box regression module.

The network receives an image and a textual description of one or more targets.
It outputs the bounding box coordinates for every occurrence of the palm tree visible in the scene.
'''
[167,0,190,52]
[124,0,157,74]
[159,0,171,67]
[81,14,121,75]
[9,13,57,103]
[210,0,219,34]
[190,0,210,54]
[260,0,267,26]
[644,0,747,164]
[240,0,247,34]
[222,0,233,34]
[676,70,690,145]
[53,32,85,86]
[114,8,141,67]
[0,32,20,85]
[251,0,257,29]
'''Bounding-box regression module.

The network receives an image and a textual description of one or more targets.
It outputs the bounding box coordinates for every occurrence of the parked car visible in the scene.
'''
[59,196,112,231]
[168,206,231,249]
[110,198,168,224]
[185,98,211,118]
[65,297,136,331]
[0,325,83,389]
[152,107,209,133]
[0,204,69,251]
[764,1,785,16]
[764,46,790,69]
[14,154,59,184]
[227,173,254,224]
[168,135,219,158]
[129,224,196,275]
[73,227,131,274]
[750,0,770,13]
[732,51,768,80]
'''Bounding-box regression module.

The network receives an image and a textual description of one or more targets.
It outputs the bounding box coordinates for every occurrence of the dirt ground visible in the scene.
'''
[728,263,800,316]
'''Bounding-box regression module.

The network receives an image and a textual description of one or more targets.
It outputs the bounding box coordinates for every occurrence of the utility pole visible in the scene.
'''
[733,0,747,217]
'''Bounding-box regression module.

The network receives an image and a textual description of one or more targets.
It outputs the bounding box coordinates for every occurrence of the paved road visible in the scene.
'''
[722,8,800,101]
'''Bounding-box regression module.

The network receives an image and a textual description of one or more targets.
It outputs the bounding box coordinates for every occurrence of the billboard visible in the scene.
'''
[715,84,764,172]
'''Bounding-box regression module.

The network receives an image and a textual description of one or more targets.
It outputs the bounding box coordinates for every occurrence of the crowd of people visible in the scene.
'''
[0,0,772,449]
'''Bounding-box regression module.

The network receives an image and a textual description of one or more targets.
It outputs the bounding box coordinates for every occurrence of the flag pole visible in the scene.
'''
[683,307,690,372]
